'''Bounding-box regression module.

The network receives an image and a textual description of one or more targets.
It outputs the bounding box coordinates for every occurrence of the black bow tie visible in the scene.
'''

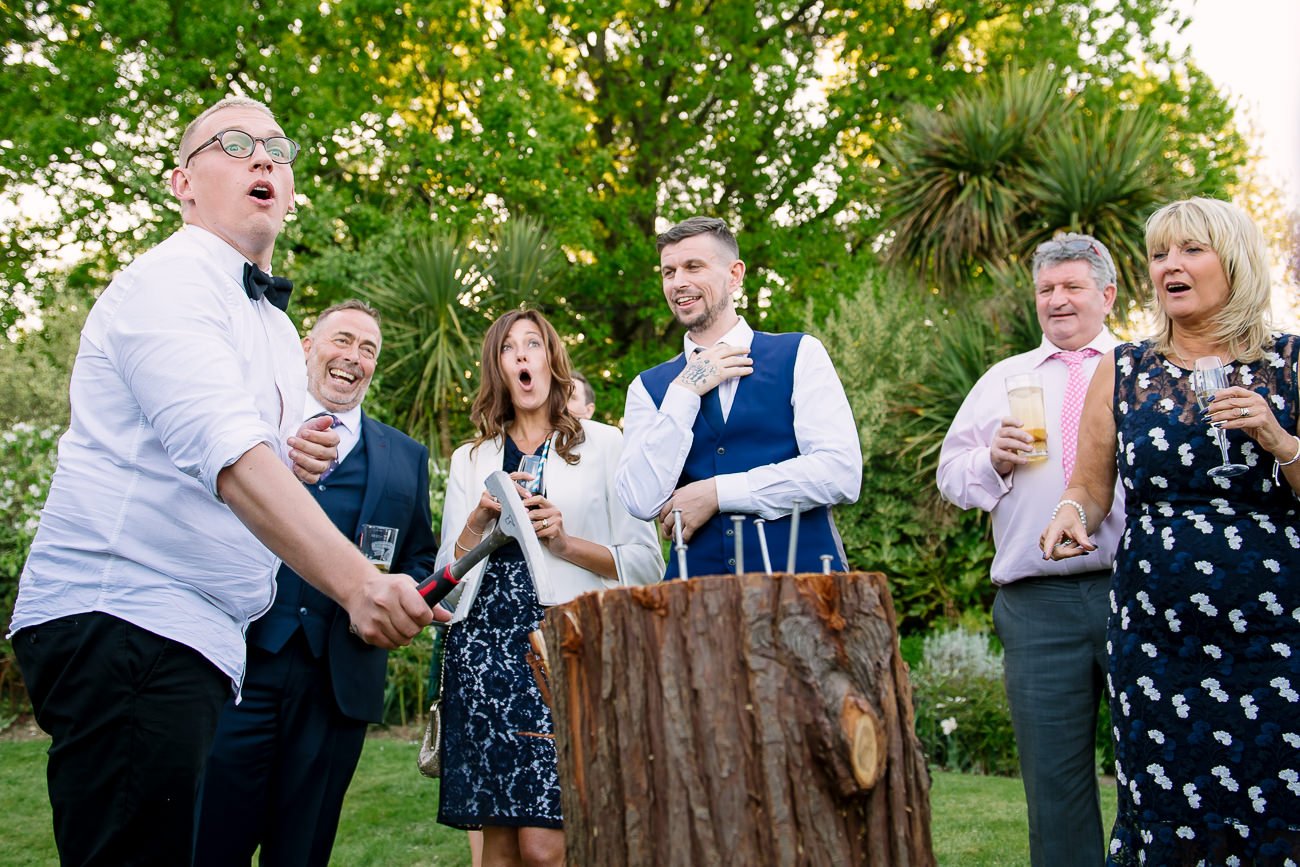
[243,262,293,311]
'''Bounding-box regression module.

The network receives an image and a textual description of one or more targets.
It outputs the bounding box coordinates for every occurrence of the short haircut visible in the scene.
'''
[1145,197,1273,362]
[571,370,595,406]
[1031,232,1117,290]
[177,96,278,166]
[312,299,381,336]
[656,216,740,259]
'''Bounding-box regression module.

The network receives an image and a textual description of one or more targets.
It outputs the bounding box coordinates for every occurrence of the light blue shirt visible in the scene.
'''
[9,226,307,686]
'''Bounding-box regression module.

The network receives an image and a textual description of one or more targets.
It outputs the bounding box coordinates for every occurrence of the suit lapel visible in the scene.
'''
[354,412,388,538]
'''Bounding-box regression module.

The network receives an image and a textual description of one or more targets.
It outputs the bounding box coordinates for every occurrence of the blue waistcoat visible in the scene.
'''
[249,425,368,656]
[639,331,845,578]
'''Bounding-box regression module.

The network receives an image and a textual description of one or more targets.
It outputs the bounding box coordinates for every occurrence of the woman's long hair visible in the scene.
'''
[1145,197,1274,363]
[469,309,585,463]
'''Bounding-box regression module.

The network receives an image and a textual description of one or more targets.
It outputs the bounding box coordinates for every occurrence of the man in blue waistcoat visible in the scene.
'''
[615,216,861,578]
[193,300,440,866]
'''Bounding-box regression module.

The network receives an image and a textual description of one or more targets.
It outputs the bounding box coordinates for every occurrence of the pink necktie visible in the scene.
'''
[1053,348,1100,483]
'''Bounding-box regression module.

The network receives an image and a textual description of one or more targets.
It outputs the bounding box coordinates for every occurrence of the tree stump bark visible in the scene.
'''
[539,571,934,866]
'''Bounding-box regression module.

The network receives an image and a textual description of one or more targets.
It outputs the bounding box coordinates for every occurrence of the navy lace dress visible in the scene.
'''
[1107,336,1300,865]
[437,436,562,830]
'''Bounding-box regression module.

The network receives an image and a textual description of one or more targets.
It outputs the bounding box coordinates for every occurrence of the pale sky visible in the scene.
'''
[1175,0,1300,204]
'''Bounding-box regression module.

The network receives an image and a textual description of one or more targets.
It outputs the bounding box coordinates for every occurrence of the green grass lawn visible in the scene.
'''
[0,732,1116,866]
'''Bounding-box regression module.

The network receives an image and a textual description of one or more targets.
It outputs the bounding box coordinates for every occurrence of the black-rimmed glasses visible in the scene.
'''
[185,129,300,167]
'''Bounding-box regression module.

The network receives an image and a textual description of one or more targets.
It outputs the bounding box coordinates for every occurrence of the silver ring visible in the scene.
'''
[1241,407,1250,418]
[542,518,549,528]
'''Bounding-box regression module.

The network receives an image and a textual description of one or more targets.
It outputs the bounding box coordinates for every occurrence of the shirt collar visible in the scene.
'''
[179,224,274,288]
[304,394,362,433]
[682,317,754,356]
[1031,328,1120,367]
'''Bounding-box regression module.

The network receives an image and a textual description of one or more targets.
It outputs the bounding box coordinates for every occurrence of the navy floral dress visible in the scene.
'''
[437,436,561,830]
[1108,336,1300,865]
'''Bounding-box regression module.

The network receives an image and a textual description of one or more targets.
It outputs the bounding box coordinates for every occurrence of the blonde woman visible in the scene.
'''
[1041,198,1300,864]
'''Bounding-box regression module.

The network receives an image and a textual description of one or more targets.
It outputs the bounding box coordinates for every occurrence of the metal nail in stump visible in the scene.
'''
[820,554,834,575]
[786,498,803,574]
[731,514,746,574]
[672,508,689,580]
[754,519,773,575]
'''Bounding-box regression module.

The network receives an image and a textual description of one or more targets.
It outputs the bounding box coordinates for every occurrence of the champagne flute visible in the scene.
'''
[1191,356,1248,478]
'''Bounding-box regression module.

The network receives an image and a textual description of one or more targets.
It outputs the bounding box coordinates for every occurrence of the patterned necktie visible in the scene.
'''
[1053,348,1100,483]
[308,411,342,481]
[243,262,294,311]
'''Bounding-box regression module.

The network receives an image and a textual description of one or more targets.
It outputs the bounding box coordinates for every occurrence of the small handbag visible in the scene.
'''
[417,625,448,779]
[416,698,442,778]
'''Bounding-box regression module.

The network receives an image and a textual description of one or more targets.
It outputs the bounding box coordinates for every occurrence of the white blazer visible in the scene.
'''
[435,419,665,622]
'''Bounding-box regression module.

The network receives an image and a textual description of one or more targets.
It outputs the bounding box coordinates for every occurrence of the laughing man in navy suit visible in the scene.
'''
[194,300,440,867]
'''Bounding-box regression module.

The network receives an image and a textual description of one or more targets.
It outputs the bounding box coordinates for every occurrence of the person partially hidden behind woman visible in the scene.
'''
[434,309,664,866]
[1041,197,1300,865]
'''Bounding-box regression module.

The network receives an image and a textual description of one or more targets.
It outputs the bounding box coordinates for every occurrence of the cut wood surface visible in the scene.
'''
[541,571,934,866]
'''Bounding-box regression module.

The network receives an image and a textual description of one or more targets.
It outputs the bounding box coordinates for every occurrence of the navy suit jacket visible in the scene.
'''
[251,411,439,723]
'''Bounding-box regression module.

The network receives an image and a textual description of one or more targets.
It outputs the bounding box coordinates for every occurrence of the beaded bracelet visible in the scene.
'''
[1271,436,1300,484]
[1051,498,1088,530]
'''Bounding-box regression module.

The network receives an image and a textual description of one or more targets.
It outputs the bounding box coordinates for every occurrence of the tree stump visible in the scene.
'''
[539,571,934,866]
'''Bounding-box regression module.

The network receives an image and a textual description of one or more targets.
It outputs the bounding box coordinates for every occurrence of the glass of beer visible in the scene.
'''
[1005,372,1048,462]
[359,524,398,572]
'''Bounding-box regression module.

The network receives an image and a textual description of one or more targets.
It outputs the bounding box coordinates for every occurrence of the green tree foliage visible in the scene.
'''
[2,0,1244,356]
[877,65,1205,313]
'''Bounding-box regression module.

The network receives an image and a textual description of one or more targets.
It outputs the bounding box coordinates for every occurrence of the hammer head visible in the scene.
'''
[484,470,555,603]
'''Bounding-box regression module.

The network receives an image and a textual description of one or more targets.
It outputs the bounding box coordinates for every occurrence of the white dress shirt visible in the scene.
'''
[304,396,362,463]
[936,331,1126,584]
[616,317,861,521]
[10,225,307,685]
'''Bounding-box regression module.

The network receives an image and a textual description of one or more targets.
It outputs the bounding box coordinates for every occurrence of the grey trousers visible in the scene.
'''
[992,571,1112,867]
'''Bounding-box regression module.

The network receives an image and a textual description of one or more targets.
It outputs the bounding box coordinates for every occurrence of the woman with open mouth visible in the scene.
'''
[430,309,664,867]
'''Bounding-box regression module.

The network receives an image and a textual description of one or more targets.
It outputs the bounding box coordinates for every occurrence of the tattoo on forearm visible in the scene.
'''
[679,360,716,385]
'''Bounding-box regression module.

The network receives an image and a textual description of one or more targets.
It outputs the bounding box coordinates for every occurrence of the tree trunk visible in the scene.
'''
[539,571,934,867]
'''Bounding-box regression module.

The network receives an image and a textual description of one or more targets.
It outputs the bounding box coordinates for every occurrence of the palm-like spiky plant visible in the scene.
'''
[1021,107,1195,316]
[368,230,493,459]
[877,65,1063,288]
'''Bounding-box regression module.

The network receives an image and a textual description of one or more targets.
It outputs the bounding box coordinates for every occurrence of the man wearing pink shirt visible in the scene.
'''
[936,233,1125,867]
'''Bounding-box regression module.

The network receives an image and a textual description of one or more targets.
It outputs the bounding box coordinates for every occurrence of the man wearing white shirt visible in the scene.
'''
[8,98,432,865]
[616,216,860,578]
[936,233,1125,867]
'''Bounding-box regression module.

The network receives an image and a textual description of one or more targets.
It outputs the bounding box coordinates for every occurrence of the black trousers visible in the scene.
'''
[13,611,229,867]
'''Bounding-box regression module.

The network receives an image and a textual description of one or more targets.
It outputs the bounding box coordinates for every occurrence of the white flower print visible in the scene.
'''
[1213,730,1233,746]
[1152,475,1169,489]
[1118,356,1133,376]
[1254,515,1276,534]
[1241,695,1259,720]
[1204,645,1222,660]
[1272,677,1300,702]
[1273,643,1292,658]
[1225,526,1243,550]
[1136,591,1156,614]
[1263,560,1282,575]
[1286,526,1300,548]
[1176,826,1195,840]
[1189,513,1213,534]
[1159,397,1175,412]
[1210,498,1235,515]
[1212,765,1239,792]
[1283,733,1300,749]
[1178,443,1195,466]
[1162,526,1176,549]
[1191,594,1218,616]
[1249,785,1267,813]
[1195,560,1215,575]
[1282,769,1300,797]
[1166,609,1182,632]
[1229,609,1248,633]
[1142,642,1158,658]
[1271,393,1286,410]
[1138,560,1152,575]
[1138,373,1151,390]
[1148,729,1166,744]
[1147,763,1173,789]
[1173,694,1191,719]
[1202,678,1229,702]
[1139,676,1161,701]
[1149,428,1168,451]
[1184,781,1202,808]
